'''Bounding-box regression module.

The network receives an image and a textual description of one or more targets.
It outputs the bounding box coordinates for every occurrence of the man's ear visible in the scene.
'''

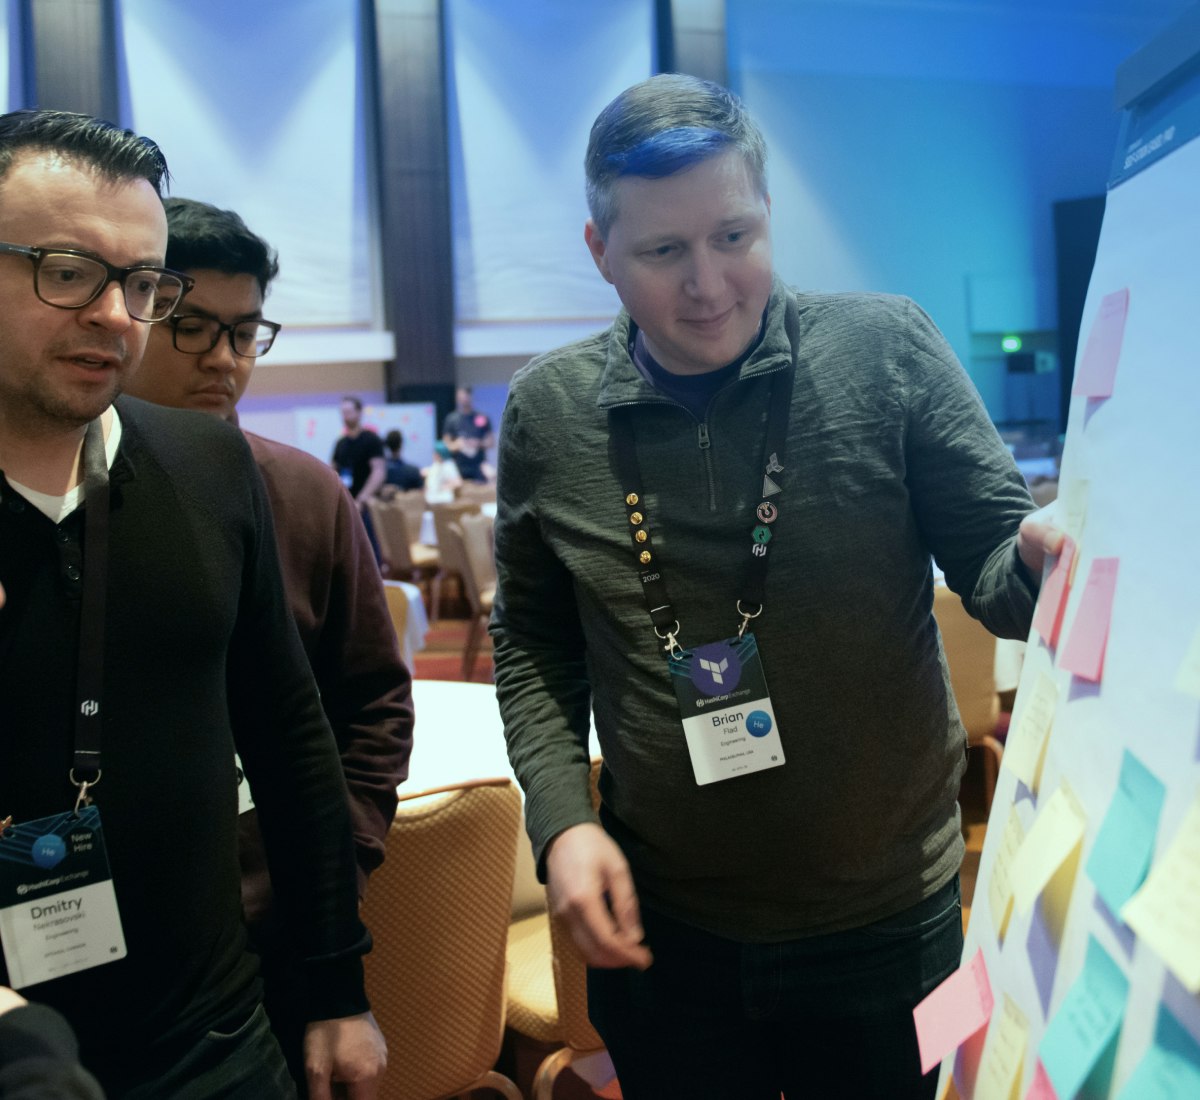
[584,219,614,284]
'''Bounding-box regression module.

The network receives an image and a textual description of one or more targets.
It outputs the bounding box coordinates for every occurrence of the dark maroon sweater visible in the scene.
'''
[237,430,412,922]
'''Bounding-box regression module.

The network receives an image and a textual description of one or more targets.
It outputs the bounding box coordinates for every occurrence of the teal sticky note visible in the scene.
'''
[1040,936,1130,1097]
[1085,750,1166,916]
[1117,1004,1200,1098]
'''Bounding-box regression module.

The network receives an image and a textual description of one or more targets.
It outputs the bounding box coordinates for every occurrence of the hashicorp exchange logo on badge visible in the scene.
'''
[690,641,743,697]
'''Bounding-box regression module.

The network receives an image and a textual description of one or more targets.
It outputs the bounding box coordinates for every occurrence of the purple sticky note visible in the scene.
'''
[1073,289,1129,398]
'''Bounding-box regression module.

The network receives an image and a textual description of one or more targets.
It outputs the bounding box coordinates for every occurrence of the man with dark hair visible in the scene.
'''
[441,386,493,483]
[125,197,412,1094]
[0,110,385,1097]
[491,75,1061,1098]
[382,429,423,491]
[333,395,386,508]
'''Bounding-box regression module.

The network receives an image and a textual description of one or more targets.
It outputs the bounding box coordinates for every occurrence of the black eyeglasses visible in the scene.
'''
[0,241,193,323]
[167,314,282,359]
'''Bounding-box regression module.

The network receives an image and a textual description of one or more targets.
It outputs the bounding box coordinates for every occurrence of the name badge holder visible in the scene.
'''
[0,419,127,988]
[609,301,800,785]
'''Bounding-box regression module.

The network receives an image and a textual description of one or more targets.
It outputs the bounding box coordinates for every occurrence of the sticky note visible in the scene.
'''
[1122,790,1200,992]
[1005,671,1058,794]
[1059,557,1120,682]
[1085,750,1166,915]
[1032,537,1076,648]
[1175,625,1200,700]
[1039,936,1130,1098]
[1072,288,1129,398]
[1059,479,1089,546]
[975,993,1029,1100]
[988,805,1026,943]
[1117,1003,1200,1098]
[1011,783,1087,917]
[913,947,994,1074]
[1025,1060,1058,1099]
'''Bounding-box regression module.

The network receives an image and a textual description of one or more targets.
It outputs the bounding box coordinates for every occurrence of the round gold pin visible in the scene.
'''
[639,550,652,565]
[625,492,639,506]
[630,512,643,525]
[635,530,648,543]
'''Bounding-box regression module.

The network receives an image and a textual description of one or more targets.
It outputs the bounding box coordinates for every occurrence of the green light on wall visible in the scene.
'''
[1001,334,1022,353]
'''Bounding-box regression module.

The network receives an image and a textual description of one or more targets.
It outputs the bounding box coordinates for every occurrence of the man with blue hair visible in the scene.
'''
[491,74,1060,1098]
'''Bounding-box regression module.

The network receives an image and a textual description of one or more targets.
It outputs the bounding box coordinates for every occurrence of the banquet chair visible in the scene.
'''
[369,497,439,591]
[430,501,483,623]
[360,779,524,1100]
[449,512,496,681]
[506,759,610,1100]
[933,584,1003,809]
[456,481,497,505]
[390,488,430,545]
[382,580,410,646]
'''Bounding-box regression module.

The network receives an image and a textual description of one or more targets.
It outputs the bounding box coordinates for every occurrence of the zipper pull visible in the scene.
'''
[697,423,711,449]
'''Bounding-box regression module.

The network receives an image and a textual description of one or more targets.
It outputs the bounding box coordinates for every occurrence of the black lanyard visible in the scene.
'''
[71,418,110,807]
[610,300,799,654]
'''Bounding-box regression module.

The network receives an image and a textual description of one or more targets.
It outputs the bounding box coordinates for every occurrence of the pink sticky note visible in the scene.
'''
[1032,536,1077,648]
[913,948,994,1075]
[1025,1060,1058,1099]
[1073,289,1129,398]
[1059,557,1119,682]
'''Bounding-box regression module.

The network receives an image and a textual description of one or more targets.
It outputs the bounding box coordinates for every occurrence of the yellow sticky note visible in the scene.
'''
[987,805,1026,943]
[1060,478,1089,545]
[975,993,1028,1100]
[1005,672,1058,793]
[1010,783,1087,918]
[1122,791,1200,992]
[1175,626,1200,700]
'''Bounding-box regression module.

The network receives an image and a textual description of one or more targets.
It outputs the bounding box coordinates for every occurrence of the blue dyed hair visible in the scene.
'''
[585,74,767,237]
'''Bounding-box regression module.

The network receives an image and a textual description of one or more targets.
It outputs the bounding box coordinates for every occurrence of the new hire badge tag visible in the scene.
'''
[669,633,785,785]
[0,806,127,989]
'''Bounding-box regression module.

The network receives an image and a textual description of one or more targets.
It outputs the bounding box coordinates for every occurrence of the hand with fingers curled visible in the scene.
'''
[545,822,653,971]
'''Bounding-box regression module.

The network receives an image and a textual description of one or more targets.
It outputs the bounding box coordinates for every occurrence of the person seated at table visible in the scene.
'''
[123,197,414,1095]
[382,429,424,492]
[423,441,463,504]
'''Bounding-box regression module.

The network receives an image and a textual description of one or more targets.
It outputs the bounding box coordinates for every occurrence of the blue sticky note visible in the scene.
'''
[1117,1004,1200,1098]
[1086,750,1166,916]
[1040,936,1130,1097]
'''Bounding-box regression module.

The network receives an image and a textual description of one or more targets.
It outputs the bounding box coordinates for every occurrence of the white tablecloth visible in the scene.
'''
[394,581,428,670]
[405,679,597,916]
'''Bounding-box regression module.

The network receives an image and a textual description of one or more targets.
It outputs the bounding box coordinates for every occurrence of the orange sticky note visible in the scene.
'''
[1032,536,1076,648]
[1059,558,1119,682]
[1025,1060,1058,1099]
[1072,288,1129,398]
[913,948,994,1074]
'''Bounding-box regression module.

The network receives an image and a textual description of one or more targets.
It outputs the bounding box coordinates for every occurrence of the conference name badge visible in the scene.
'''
[0,806,127,989]
[669,633,785,785]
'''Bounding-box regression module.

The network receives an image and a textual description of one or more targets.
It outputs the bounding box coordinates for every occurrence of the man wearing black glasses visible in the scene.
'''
[126,197,413,1095]
[0,112,385,1097]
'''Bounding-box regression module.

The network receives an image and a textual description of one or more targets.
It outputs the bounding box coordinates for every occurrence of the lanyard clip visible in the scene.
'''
[70,769,101,814]
[654,620,683,659]
[736,600,762,638]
